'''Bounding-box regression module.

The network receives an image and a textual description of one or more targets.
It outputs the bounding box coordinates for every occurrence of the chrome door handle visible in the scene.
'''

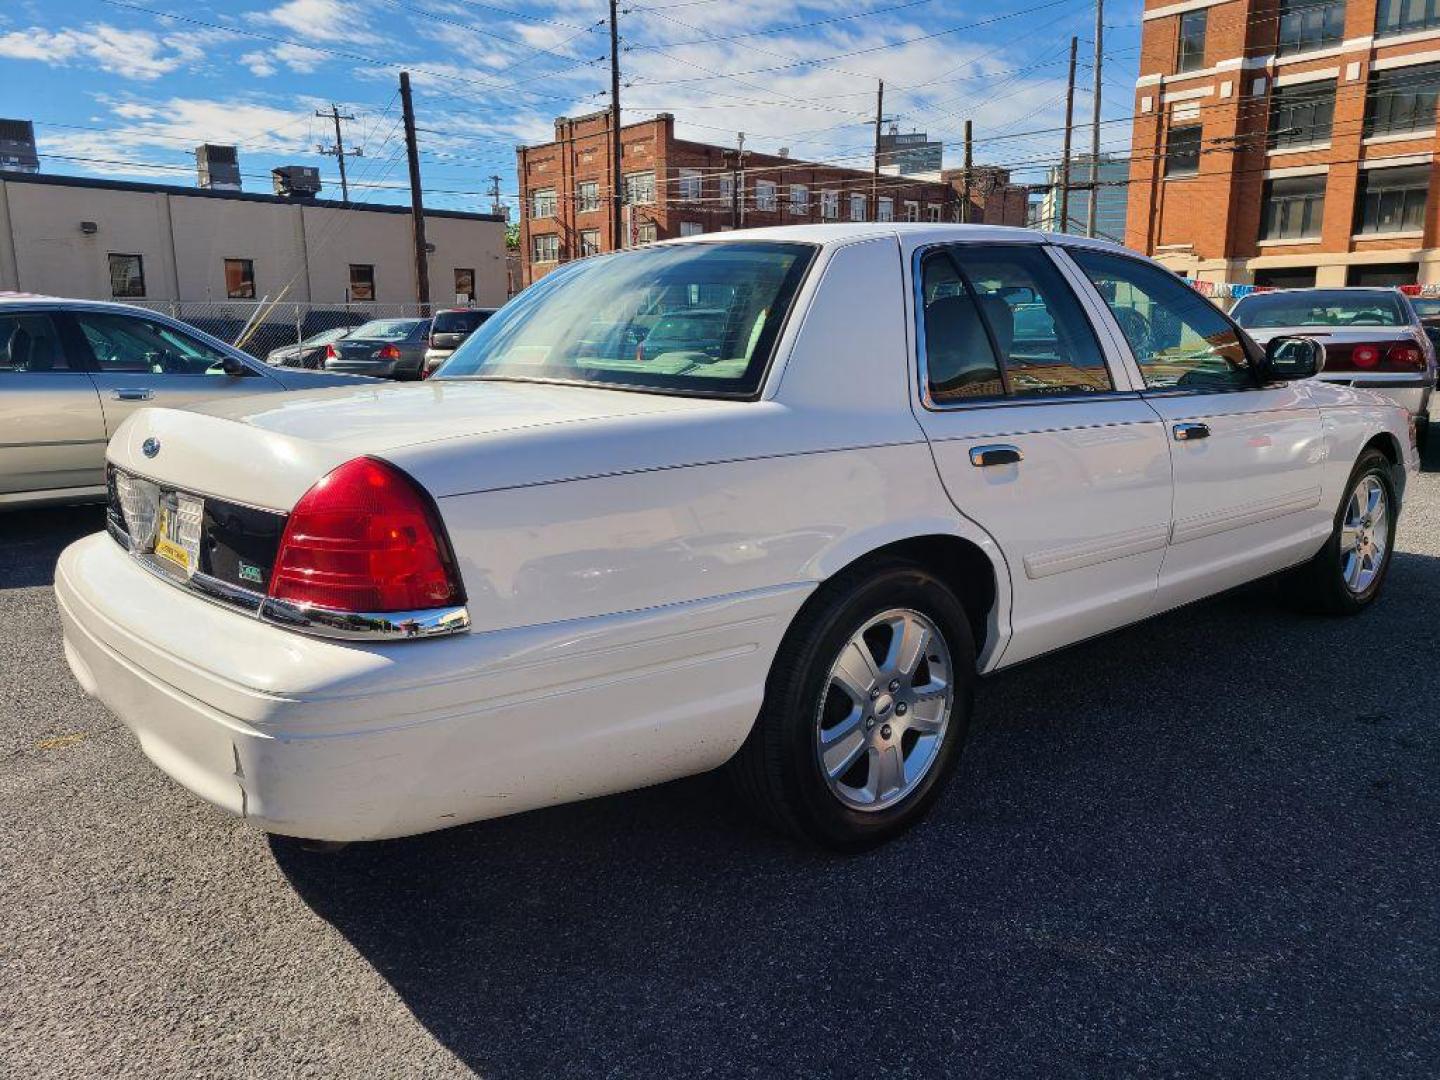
[1173,422,1210,442]
[969,444,1024,467]
[110,388,153,401]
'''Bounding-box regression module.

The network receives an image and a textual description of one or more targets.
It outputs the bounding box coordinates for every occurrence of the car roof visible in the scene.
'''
[656,221,1131,253]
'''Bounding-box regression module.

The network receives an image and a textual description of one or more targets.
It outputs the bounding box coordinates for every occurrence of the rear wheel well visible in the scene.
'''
[822,535,997,657]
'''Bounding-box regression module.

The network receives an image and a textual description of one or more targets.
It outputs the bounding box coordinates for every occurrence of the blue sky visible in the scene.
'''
[1,0,1142,218]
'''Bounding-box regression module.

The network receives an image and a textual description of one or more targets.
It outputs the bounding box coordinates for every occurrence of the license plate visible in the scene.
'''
[153,492,204,578]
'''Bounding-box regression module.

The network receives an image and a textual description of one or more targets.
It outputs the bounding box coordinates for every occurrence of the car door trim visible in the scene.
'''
[1170,485,1323,545]
[1023,522,1172,579]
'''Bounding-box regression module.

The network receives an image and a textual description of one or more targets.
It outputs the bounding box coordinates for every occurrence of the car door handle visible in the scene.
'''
[110,388,153,402]
[969,444,1024,467]
[1173,422,1210,442]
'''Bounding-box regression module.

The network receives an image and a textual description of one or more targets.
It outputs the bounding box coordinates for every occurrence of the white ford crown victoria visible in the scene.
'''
[56,225,1418,850]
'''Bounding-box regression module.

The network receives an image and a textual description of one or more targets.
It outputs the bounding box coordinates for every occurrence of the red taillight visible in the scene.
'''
[1385,342,1425,369]
[1352,345,1380,368]
[378,343,401,360]
[325,343,337,360]
[268,458,464,613]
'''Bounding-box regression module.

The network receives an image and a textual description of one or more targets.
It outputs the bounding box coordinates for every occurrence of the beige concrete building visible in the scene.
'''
[0,172,508,306]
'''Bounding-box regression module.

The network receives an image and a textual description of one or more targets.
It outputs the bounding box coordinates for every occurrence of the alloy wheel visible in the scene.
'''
[1340,474,1390,595]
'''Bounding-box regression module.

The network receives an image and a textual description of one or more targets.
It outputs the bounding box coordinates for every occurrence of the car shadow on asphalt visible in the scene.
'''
[0,506,106,589]
[272,556,1440,1078]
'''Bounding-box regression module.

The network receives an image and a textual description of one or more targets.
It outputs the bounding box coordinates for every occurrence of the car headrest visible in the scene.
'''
[5,324,32,370]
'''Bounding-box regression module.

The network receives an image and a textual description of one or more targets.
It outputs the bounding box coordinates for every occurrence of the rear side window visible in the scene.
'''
[920,244,1111,402]
[0,313,68,372]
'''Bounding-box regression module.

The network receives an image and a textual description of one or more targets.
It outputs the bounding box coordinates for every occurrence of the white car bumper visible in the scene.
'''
[56,532,803,841]
[1315,372,1433,421]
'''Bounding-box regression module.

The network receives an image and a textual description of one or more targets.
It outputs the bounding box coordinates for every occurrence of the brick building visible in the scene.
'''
[1129,0,1440,288]
[516,111,1028,287]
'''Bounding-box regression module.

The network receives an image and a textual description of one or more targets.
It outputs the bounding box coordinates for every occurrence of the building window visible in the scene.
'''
[454,267,475,302]
[927,205,942,222]
[850,193,867,220]
[877,197,894,221]
[755,179,777,211]
[1165,124,1203,176]
[1261,175,1326,239]
[530,187,556,218]
[577,181,600,213]
[679,221,704,237]
[789,184,809,213]
[678,168,702,201]
[108,253,145,298]
[821,190,839,219]
[1176,9,1208,73]
[223,258,255,299]
[531,234,559,263]
[1355,165,1430,234]
[904,200,920,222]
[348,263,375,301]
[719,174,734,204]
[1377,0,1440,36]
[624,171,656,205]
[579,229,601,256]
[1365,63,1440,138]
[1278,0,1345,56]
[1346,261,1419,285]
[635,221,658,245]
[1270,81,1335,147]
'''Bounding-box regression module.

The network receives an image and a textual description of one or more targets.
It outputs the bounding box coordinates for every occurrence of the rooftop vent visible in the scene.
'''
[272,165,321,198]
[0,119,39,174]
[196,143,241,191]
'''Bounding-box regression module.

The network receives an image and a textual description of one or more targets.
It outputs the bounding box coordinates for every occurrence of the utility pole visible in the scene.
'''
[737,131,746,226]
[961,119,973,224]
[608,0,623,250]
[1059,36,1078,235]
[1087,0,1104,237]
[316,104,362,204]
[487,174,505,219]
[871,80,884,211]
[399,72,430,311]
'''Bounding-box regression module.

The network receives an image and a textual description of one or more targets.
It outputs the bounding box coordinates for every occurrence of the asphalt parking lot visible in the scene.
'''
[3,465,1438,1079]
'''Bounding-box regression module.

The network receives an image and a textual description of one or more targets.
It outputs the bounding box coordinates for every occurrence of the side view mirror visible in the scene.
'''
[221,354,250,377]
[1261,335,1324,381]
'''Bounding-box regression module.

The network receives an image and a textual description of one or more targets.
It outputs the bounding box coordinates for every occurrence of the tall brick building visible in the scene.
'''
[1129,0,1440,288]
[516,111,1028,287]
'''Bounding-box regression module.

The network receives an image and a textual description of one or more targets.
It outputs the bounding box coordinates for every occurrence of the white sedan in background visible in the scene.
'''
[56,225,1417,851]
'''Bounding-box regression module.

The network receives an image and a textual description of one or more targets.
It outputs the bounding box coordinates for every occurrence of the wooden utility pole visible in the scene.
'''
[1087,0,1104,237]
[398,72,430,310]
[737,132,747,226]
[316,104,361,205]
[1059,37,1078,235]
[871,80,884,211]
[609,0,623,250]
[961,119,973,224]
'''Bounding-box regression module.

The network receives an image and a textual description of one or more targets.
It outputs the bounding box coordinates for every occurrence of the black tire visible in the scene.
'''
[729,557,976,851]
[1282,448,1398,615]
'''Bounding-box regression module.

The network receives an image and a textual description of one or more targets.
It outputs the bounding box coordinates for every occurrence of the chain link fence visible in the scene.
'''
[128,300,464,367]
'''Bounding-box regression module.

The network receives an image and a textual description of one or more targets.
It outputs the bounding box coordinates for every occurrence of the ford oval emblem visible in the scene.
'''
[141,437,161,459]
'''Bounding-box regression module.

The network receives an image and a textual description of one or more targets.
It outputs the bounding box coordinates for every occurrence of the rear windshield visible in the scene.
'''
[349,319,423,340]
[432,310,491,334]
[1232,291,1407,329]
[437,241,816,397]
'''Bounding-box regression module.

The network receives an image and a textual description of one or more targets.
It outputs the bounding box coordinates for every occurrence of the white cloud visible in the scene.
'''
[241,50,278,77]
[257,0,379,44]
[271,42,328,73]
[0,24,207,80]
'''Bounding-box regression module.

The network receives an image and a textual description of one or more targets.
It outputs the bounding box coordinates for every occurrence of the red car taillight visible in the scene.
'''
[268,458,464,613]
[1352,345,1381,368]
[325,343,338,360]
[1329,339,1429,372]
[1385,342,1426,369]
[378,343,401,360]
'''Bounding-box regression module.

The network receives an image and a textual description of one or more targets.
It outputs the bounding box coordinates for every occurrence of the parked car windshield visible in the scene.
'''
[1232,291,1407,328]
[349,318,425,340]
[437,241,816,397]
[431,309,491,334]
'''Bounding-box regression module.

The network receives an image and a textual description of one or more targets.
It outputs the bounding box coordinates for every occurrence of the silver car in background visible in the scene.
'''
[0,296,370,509]
[323,317,431,380]
[422,308,497,378]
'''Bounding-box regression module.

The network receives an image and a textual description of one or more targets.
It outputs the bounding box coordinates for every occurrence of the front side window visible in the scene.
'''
[920,244,1111,402]
[624,171,656,205]
[1271,81,1336,147]
[108,253,145,298]
[1165,125,1202,176]
[577,181,600,213]
[348,263,375,301]
[850,193,867,221]
[1261,174,1327,239]
[531,188,556,218]
[438,240,815,398]
[1377,0,1440,36]
[224,258,255,300]
[1070,249,1252,391]
[74,312,237,376]
[755,180,777,212]
[532,233,560,262]
[454,267,475,302]
[1278,0,1345,55]
[1355,165,1430,234]
[1365,64,1440,137]
[1177,9,1208,72]
[0,313,67,372]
